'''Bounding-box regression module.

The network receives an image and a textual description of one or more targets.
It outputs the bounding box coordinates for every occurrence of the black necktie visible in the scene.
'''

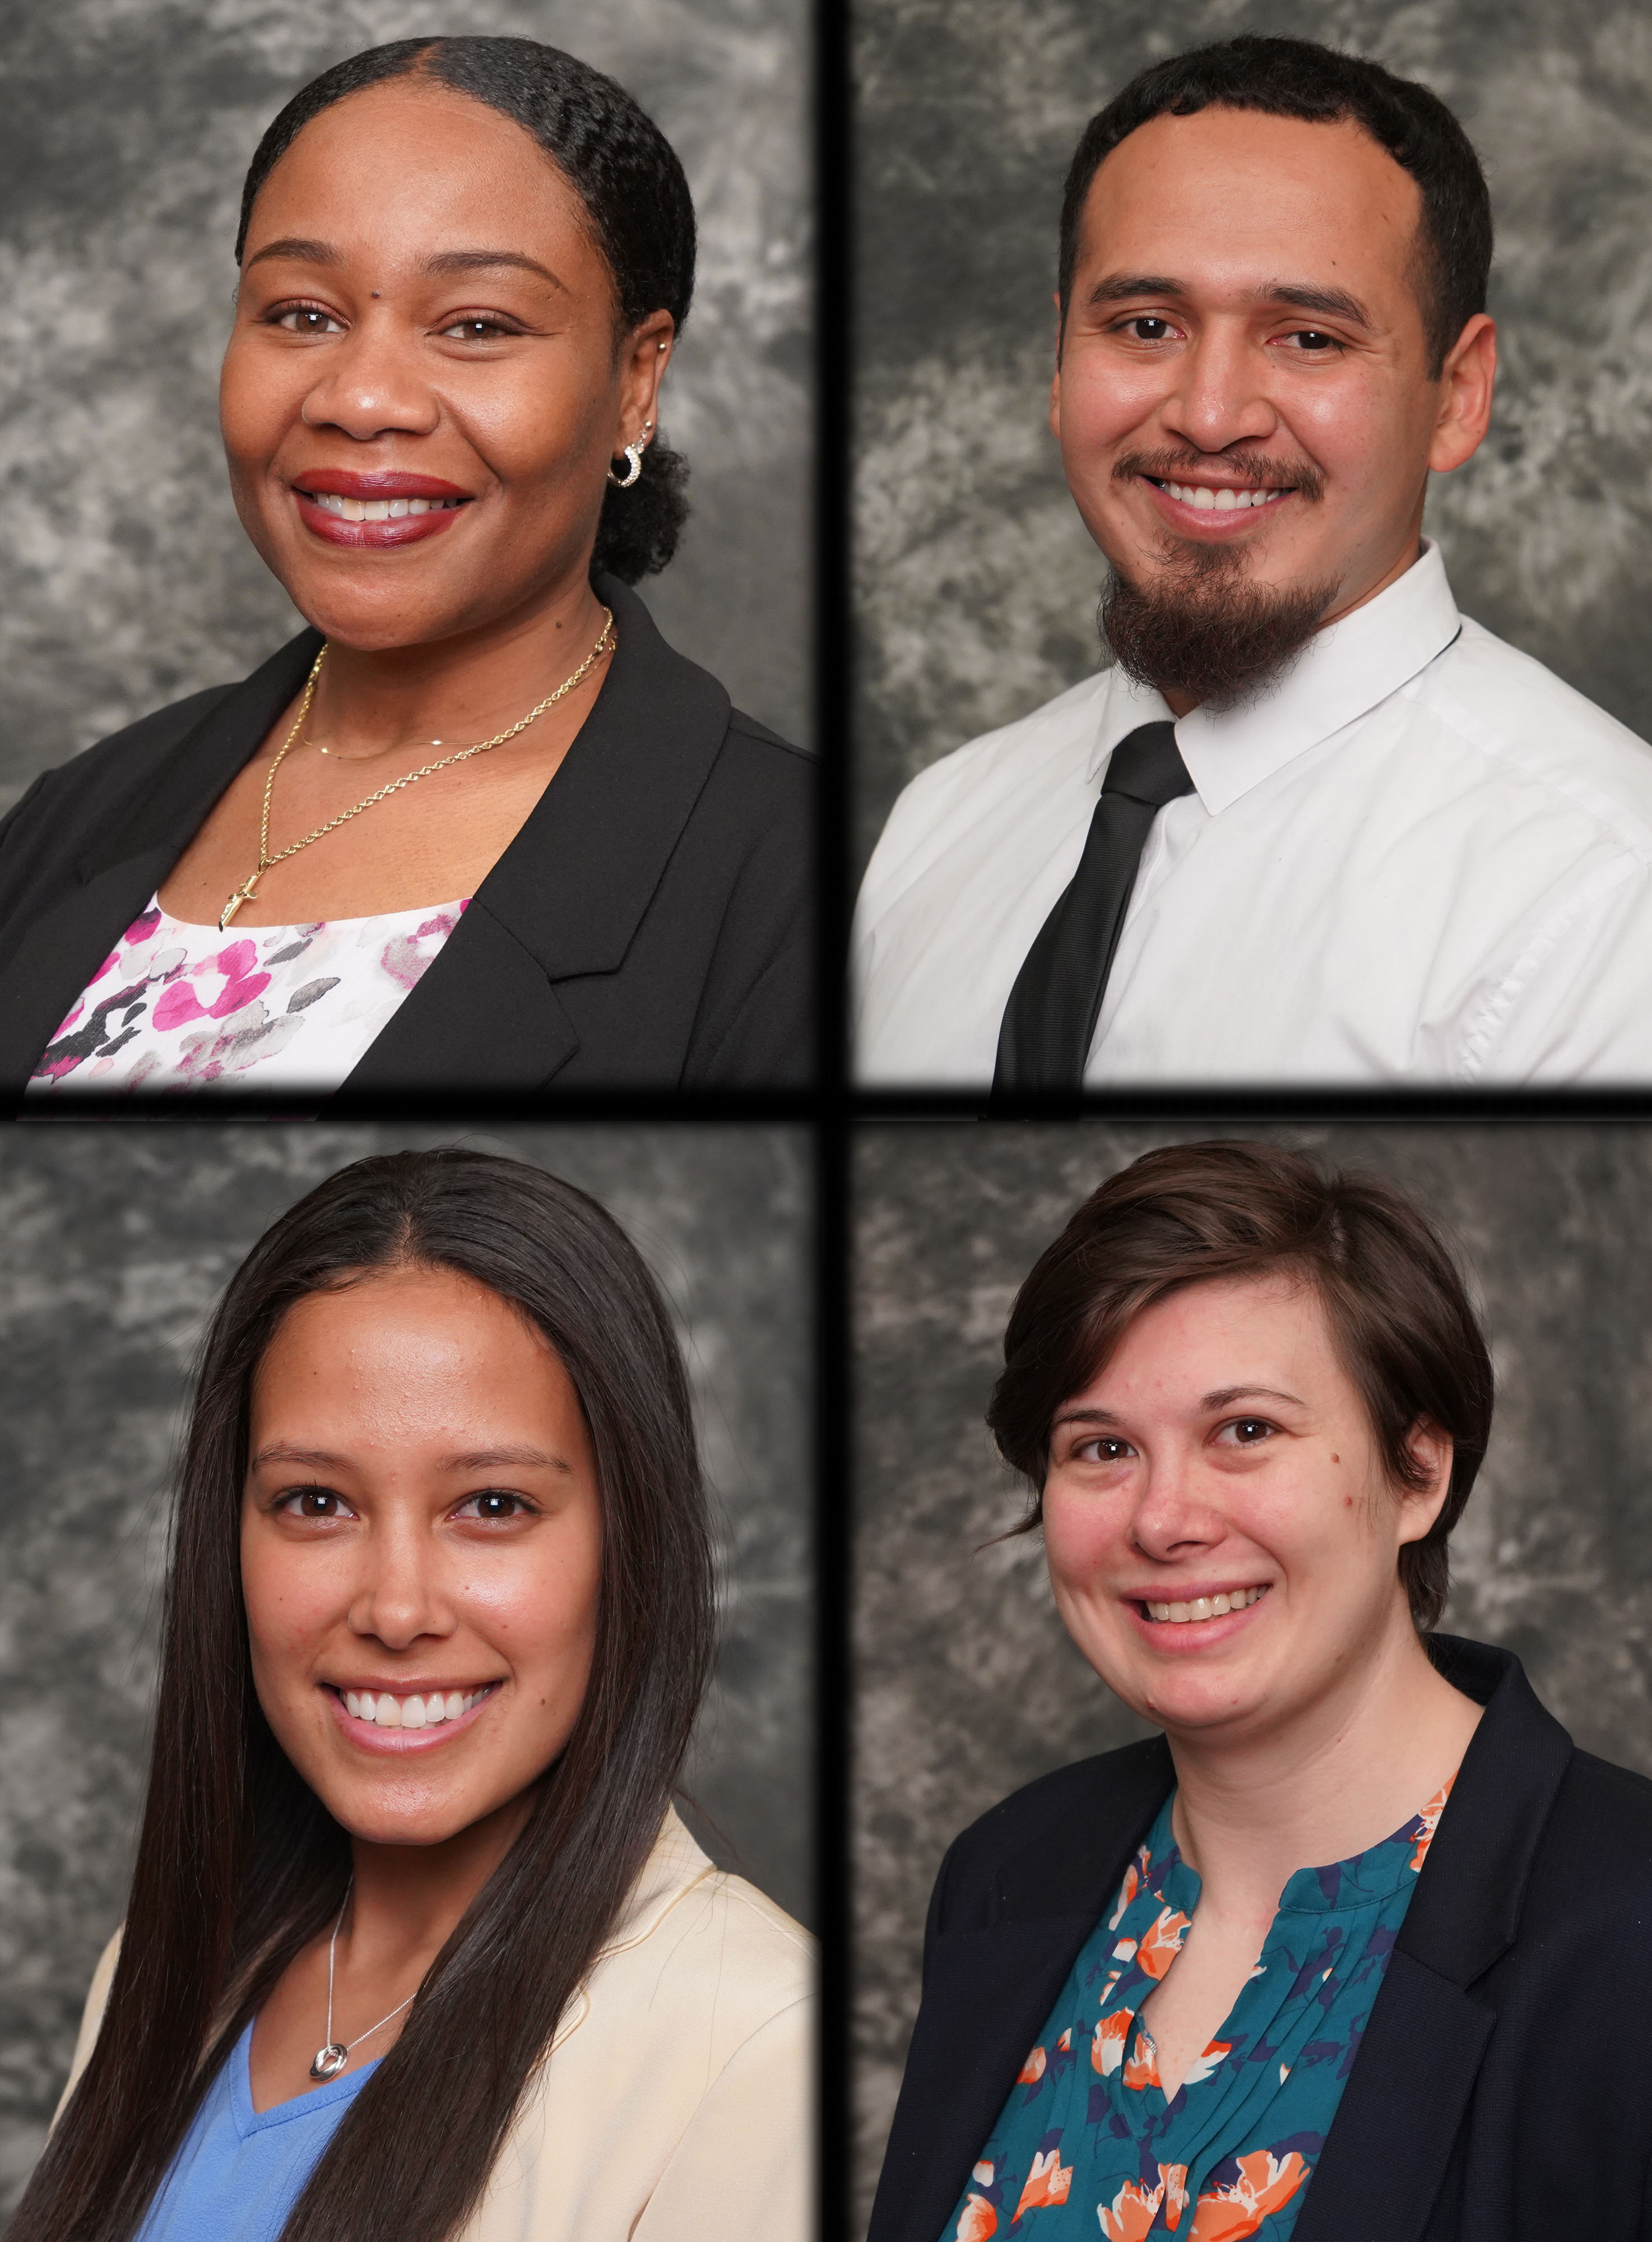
[994,720,1195,1091]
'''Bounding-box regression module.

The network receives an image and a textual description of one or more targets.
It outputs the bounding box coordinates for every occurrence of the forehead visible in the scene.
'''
[256,1268,560,1397]
[1073,105,1424,303]
[1077,1271,1346,1400]
[244,78,600,275]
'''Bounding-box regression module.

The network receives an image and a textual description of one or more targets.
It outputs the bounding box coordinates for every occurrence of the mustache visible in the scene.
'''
[1113,447,1328,506]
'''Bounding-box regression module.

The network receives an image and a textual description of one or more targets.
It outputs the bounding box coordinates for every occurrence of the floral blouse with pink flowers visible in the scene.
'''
[945,1777,1456,2242]
[26,895,468,1095]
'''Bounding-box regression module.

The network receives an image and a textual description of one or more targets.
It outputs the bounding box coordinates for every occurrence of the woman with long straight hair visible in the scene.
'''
[1,36,812,1097]
[11,1149,813,2242]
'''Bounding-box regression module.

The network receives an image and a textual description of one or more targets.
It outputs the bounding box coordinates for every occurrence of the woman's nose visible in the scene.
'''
[300,319,440,444]
[1129,1457,1223,1561]
[347,1526,452,1647]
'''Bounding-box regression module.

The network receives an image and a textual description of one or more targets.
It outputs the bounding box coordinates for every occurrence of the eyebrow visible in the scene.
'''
[242,238,566,294]
[1084,272,1373,328]
[1050,1385,1306,1430]
[249,1441,572,1475]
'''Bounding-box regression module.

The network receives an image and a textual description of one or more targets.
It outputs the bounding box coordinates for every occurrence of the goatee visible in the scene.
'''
[1101,543,1339,710]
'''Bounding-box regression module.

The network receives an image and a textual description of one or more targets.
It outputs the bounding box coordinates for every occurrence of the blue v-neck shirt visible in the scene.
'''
[134,2022,378,2242]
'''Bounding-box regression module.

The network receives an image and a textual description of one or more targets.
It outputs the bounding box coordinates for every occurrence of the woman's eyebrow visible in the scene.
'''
[423,248,568,292]
[242,235,338,272]
[440,1446,573,1474]
[249,1440,345,1469]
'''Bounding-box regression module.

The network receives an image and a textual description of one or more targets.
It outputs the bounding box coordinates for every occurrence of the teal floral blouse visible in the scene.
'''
[944,1776,1454,2242]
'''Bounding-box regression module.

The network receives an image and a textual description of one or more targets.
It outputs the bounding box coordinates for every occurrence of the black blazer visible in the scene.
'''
[0,577,814,1097]
[869,1637,1652,2242]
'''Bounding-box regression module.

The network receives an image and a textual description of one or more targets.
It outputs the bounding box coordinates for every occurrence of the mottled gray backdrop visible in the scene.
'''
[0,1121,812,2212]
[1,0,812,808]
[853,1119,1652,2230]
[853,0,1652,865]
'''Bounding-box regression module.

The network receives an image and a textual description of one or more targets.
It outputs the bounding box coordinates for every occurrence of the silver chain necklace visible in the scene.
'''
[308,1880,419,2082]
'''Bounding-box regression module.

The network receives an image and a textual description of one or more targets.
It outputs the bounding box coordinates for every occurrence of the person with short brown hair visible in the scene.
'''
[870,1141,1652,2242]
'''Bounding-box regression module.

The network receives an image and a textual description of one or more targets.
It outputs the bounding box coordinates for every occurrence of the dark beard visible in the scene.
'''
[1101,546,1339,710]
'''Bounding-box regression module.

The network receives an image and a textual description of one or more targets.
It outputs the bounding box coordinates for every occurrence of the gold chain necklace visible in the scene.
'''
[218,608,615,930]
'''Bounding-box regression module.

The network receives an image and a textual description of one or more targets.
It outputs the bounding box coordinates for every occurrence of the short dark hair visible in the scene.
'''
[1058,35,1493,377]
[986,1141,1495,1630]
[236,37,694,583]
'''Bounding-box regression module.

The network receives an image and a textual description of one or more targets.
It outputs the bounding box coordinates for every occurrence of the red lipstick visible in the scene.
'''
[290,469,474,549]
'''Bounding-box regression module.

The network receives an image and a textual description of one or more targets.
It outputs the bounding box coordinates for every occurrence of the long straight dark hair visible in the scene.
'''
[10,1150,716,2242]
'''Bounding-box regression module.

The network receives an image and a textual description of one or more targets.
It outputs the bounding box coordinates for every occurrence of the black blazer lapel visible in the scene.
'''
[1292,1639,1575,2242]
[336,899,580,1092]
[870,1739,1172,2242]
[340,578,730,1091]
[0,635,319,1096]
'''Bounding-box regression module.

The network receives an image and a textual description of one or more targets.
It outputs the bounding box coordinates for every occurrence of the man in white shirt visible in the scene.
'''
[853,35,1652,1087]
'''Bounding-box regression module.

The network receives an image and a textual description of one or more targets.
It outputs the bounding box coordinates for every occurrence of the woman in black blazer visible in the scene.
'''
[871,1142,1652,2242]
[1,37,811,1101]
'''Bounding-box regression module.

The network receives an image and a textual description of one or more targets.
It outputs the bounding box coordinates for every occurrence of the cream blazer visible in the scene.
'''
[56,1809,815,2241]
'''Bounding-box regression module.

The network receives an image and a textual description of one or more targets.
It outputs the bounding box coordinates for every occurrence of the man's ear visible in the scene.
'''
[1428,312,1496,475]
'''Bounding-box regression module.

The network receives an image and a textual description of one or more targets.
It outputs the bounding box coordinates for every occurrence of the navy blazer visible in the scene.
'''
[869,1637,1652,2242]
[0,577,814,1098]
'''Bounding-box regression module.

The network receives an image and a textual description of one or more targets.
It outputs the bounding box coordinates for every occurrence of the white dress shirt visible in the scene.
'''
[853,544,1652,1084]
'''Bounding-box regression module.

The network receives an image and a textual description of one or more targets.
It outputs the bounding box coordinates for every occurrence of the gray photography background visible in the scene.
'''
[2,0,812,808]
[854,1118,1652,2231]
[0,1120,812,2213]
[853,0,1652,868]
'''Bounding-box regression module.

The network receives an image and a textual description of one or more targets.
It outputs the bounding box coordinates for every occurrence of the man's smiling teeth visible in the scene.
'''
[342,1686,491,1727]
[1145,1586,1269,1623]
[307,493,465,521]
[1160,482,1281,511]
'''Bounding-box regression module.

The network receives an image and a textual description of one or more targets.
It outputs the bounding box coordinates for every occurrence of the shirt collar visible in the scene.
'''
[1086,540,1461,812]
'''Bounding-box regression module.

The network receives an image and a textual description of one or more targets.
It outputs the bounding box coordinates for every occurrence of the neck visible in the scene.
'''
[340,1790,531,1975]
[308,571,614,756]
[1166,1612,1481,1922]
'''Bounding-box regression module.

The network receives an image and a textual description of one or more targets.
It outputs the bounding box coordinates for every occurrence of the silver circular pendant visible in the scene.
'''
[309,2042,349,2082]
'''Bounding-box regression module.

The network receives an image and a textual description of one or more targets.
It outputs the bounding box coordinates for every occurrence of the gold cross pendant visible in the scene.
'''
[219,875,261,931]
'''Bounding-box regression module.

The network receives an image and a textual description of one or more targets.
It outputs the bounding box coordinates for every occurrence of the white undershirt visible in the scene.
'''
[27,895,468,1095]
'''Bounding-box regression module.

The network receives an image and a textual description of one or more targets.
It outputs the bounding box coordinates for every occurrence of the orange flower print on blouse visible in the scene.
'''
[954,2158,1003,2240]
[1099,2178,1164,2242]
[1161,2163,1190,2231]
[943,1774,1459,2242]
[1093,2011,1132,2076]
[1013,2136,1074,2218]
[1136,1905,1192,1981]
[1122,2030,1161,2094]
[1408,1775,1455,1872]
[1187,2150,1312,2241]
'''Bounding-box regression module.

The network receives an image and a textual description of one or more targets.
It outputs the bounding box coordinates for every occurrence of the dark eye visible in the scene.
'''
[1227,1419,1274,1445]
[273,307,344,336]
[442,317,509,340]
[1124,316,1177,342]
[280,1486,349,1518]
[1287,329,1337,352]
[456,1490,532,1521]
[1074,1435,1134,1463]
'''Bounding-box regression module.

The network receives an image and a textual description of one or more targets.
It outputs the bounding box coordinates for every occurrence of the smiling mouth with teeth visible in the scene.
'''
[306,493,467,522]
[1143,1585,1270,1624]
[1153,480,1286,513]
[337,1683,496,1729]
